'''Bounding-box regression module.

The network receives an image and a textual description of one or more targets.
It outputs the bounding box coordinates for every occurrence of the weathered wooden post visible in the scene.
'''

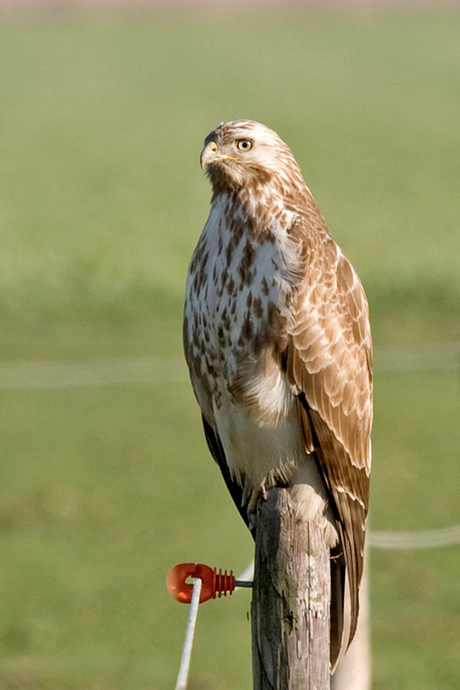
[251,488,331,690]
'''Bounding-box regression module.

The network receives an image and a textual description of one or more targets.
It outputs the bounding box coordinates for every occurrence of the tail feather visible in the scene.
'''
[330,543,346,670]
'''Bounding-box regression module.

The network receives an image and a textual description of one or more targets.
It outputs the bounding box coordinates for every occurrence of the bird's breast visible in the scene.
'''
[184,198,301,427]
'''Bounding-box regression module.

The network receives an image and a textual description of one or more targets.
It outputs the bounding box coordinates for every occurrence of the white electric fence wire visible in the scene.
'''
[0,341,458,390]
[237,521,460,590]
[175,577,202,690]
[0,357,187,390]
[368,523,460,549]
[236,561,255,585]
[236,522,460,591]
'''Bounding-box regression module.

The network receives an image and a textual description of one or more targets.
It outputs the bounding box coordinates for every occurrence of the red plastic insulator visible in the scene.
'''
[166,563,237,604]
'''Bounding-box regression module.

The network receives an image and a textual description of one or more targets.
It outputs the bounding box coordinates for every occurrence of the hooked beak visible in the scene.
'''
[200,141,237,168]
[200,141,218,168]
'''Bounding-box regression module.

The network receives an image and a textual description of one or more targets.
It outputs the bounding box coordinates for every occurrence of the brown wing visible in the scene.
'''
[285,227,373,649]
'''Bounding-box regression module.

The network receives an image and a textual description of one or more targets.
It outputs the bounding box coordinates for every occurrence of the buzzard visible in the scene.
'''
[183,120,373,665]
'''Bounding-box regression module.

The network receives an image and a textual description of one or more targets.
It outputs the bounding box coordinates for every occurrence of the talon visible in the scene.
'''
[247,485,264,514]
[246,485,266,534]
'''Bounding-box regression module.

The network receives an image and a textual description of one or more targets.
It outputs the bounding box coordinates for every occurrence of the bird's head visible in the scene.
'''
[200,120,303,195]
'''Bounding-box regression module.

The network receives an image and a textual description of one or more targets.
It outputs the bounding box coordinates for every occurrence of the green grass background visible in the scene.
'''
[0,4,460,689]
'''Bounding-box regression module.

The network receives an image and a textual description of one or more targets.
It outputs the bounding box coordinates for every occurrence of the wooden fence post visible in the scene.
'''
[251,487,331,690]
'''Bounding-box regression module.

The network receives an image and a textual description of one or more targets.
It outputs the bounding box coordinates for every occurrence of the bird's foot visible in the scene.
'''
[290,483,339,548]
[246,484,267,533]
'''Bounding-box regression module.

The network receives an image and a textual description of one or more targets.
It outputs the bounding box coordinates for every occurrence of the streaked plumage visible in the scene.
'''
[183,120,373,666]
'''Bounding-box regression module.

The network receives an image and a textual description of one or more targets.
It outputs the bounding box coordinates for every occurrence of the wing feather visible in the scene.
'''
[286,225,373,647]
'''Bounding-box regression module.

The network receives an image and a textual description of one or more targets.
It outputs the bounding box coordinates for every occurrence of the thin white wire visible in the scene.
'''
[175,578,202,690]
[237,522,460,589]
[236,561,255,585]
[368,523,460,550]
[0,357,187,390]
[0,341,458,390]
[235,522,460,593]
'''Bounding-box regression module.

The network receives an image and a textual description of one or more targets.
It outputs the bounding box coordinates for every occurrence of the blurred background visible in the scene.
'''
[0,0,459,688]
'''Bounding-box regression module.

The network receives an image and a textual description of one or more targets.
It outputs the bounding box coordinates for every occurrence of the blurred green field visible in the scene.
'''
[0,6,460,689]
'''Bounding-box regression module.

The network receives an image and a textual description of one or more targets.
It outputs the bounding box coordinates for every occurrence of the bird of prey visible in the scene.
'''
[183,120,373,665]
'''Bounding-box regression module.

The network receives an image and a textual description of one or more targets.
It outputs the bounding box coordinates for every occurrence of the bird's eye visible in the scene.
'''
[236,139,253,152]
